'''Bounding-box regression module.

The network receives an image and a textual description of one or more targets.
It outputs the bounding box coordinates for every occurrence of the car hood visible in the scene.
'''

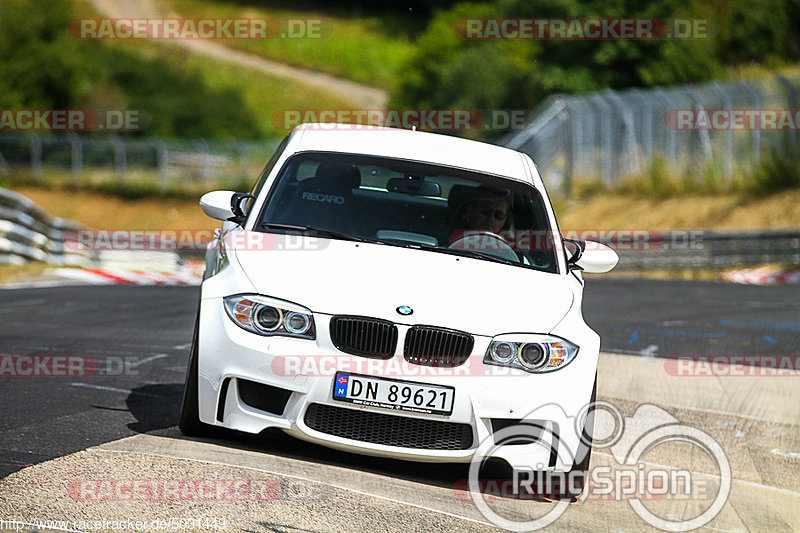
[233,237,573,337]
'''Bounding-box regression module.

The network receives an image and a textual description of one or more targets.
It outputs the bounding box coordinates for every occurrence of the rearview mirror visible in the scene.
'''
[386,176,441,197]
[567,239,619,273]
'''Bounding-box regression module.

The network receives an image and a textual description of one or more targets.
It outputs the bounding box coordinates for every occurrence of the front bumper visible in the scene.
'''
[196,297,599,471]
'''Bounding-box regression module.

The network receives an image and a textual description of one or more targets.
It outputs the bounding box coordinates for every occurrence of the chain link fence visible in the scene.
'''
[0,134,280,189]
[501,73,800,195]
[4,72,799,197]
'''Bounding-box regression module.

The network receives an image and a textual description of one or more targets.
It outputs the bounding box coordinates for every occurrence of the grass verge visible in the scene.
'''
[0,263,55,285]
[10,186,218,231]
[160,0,413,89]
[71,0,357,139]
[10,183,800,234]
[556,188,800,230]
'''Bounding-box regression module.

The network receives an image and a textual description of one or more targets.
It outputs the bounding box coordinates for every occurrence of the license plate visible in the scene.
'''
[331,372,454,416]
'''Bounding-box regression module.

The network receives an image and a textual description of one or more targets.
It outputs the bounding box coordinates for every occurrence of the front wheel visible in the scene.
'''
[565,373,597,497]
[178,311,214,436]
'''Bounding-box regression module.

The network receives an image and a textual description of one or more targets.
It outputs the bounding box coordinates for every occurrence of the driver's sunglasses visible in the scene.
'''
[477,207,507,220]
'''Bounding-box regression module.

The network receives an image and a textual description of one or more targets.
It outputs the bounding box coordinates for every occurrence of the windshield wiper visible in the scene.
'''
[260,223,370,243]
[262,223,517,265]
[414,243,518,266]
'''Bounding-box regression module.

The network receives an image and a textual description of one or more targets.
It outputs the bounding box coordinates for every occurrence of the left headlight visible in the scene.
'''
[484,335,578,373]
[223,294,315,339]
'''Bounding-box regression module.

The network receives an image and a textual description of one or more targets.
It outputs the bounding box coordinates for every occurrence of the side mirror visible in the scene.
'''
[200,191,254,225]
[567,239,619,273]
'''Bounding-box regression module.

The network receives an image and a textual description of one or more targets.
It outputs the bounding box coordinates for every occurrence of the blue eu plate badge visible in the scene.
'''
[334,373,349,397]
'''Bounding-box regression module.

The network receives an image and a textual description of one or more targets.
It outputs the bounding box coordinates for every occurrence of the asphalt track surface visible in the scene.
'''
[0,280,798,533]
[1,279,798,479]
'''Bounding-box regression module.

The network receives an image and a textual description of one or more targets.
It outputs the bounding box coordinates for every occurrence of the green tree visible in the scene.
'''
[0,0,94,109]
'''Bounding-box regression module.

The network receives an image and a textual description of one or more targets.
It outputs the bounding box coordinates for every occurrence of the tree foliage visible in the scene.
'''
[392,0,800,113]
[0,0,260,139]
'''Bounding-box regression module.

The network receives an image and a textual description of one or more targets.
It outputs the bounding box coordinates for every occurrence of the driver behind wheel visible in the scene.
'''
[456,187,509,235]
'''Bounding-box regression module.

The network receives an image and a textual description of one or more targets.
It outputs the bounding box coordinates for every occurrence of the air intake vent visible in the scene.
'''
[329,316,398,359]
[238,379,292,416]
[403,326,474,367]
[304,403,473,450]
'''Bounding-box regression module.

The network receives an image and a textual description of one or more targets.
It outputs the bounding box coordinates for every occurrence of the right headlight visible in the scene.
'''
[484,335,578,373]
[223,294,315,339]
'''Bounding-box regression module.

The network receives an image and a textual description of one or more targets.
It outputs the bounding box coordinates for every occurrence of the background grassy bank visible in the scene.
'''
[10,185,800,232]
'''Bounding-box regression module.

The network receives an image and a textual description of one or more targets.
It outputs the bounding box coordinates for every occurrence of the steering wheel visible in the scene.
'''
[449,231,518,262]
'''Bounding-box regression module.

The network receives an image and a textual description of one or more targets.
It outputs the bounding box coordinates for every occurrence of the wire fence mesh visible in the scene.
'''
[501,73,800,195]
[0,134,280,190]
[4,73,799,197]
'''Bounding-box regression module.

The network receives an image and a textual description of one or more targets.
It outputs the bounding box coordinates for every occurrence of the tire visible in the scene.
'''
[178,310,214,436]
[566,373,597,496]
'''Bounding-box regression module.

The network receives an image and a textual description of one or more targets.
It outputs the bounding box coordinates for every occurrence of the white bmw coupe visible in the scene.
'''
[180,123,618,478]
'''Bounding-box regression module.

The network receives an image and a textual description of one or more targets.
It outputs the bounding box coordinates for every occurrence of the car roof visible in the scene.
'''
[291,123,532,184]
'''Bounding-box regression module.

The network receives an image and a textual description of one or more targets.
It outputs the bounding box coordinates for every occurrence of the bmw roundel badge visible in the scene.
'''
[396,305,413,316]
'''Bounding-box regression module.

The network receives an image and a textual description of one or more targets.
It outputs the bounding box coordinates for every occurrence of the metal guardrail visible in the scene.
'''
[0,188,89,266]
[1,187,797,271]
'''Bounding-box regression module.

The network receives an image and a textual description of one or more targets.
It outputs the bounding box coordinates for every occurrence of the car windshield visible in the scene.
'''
[257,152,559,273]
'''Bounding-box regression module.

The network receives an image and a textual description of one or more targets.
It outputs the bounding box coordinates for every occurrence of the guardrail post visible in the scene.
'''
[194,138,212,185]
[31,134,42,183]
[687,86,713,180]
[152,139,168,186]
[739,81,762,165]
[589,94,613,185]
[653,88,677,165]
[604,90,639,178]
[112,137,126,182]
[711,82,733,179]
[237,141,248,180]
[0,150,10,178]
[67,133,82,185]
[562,103,573,196]
[776,74,798,156]
[629,89,652,164]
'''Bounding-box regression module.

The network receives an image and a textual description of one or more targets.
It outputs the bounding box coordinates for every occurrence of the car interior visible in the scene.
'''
[259,153,557,271]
